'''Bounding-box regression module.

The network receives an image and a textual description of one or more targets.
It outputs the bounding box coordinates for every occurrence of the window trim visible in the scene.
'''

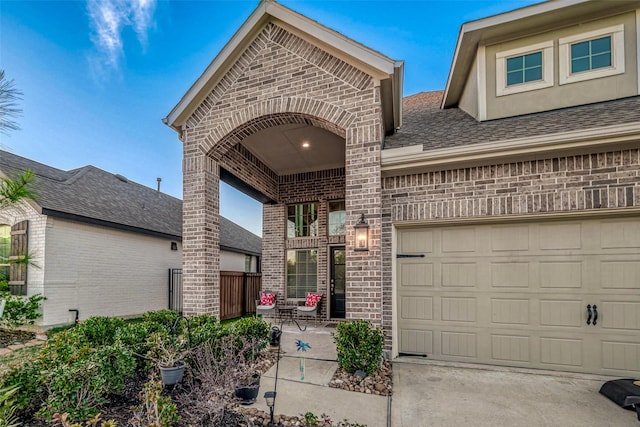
[496,41,554,96]
[559,24,625,85]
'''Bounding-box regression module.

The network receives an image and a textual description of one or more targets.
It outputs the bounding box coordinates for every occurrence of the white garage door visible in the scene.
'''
[396,216,640,376]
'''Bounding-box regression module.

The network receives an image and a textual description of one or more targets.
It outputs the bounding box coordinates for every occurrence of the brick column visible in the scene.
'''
[261,203,285,300]
[345,123,383,326]
[182,143,220,316]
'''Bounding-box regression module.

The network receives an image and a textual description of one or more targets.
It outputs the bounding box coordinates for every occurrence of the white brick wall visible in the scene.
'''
[42,217,182,326]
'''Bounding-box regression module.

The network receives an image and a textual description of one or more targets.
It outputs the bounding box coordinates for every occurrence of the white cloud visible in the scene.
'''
[87,0,156,72]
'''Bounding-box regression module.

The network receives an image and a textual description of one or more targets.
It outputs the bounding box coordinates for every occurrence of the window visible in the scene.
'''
[506,51,542,86]
[244,255,252,273]
[559,24,624,85]
[571,36,611,73]
[0,225,9,285]
[287,203,318,238]
[286,249,317,299]
[496,41,553,96]
[328,200,346,236]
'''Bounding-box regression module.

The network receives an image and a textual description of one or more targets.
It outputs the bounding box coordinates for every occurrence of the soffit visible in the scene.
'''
[240,124,345,175]
[443,0,640,108]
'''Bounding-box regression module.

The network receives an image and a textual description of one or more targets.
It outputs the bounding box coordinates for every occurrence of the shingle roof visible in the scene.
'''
[0,150,262,255]
[385,93,640,150]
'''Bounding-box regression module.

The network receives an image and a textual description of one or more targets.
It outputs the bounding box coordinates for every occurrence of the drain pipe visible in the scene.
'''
[68,309,79,324]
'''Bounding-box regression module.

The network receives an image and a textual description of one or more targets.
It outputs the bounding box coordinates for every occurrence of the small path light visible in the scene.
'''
[264,391,276,426]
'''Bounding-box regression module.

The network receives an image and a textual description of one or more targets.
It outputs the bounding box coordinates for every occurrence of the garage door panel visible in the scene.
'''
[491,299,530,325]
[399,229,433,253]
[602,341,640,371]
[441,297,476,322]
[491,225,530,251]
[539,261,583,288]
[441,331,477,357]
[491,334,530,362]
[600,260,640,289]
[442,262,477,287]
[540,337,583,367]
[400,296,433,320]
[601,220,640,248]
[539,223,582,250]
[600,301,640,330]
[442,228,476,253]
[400,329,433,354]
[399,262,433,288]
[491,262,530,287]
[540,300,583,327]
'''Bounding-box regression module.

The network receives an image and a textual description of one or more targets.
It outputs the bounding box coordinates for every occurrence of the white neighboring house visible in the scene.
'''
[0,150,261,327]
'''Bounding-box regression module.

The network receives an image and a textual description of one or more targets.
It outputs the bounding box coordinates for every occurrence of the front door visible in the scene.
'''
[330,246,346,318]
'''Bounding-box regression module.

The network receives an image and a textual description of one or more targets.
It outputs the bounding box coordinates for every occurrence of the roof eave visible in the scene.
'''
[164,0,400,134]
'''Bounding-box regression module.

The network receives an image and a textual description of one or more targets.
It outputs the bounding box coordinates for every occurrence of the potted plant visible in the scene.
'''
[146,332,191,385]
[234,370,261,404]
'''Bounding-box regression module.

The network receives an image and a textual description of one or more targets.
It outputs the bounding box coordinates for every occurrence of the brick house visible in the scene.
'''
[0,150,261,327]
[165,0,640,376]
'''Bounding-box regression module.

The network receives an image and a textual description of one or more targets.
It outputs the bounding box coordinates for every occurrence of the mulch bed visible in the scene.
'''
[0,328,36,348]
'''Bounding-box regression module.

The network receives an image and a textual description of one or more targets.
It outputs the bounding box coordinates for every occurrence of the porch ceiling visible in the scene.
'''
[240,124,345,175]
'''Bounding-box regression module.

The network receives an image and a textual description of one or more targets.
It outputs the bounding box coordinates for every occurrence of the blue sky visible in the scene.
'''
[0,0,539,236]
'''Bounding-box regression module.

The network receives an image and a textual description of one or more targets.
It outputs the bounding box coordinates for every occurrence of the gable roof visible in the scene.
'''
[163,0,403,137]
[0,150,262,255]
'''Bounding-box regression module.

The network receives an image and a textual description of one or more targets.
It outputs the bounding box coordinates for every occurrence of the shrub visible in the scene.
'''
[71,316,126,346]
[40,343,136,421]
[333,320,384,375]
[130,378,180,427]
[188,314,222,347]
[0,359,45,416]
[0,292,46,329]
[142,310,181,334]
[230,316,270,352]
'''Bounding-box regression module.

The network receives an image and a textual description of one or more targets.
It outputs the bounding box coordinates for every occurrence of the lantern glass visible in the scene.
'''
[354,214,369,252]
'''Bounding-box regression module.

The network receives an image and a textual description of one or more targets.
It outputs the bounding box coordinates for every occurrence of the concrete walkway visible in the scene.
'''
[249,322,388,426]
[249,322,638,427]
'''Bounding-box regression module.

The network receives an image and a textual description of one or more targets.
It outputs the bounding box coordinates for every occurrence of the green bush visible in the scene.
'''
[0,360,45,416]
[188,314,222,347]
[230,316,270,355]
[40,343,136,421]
[0,292,46,329]
[0,385,21,427]
[72,316,126,346]
[333,320,384,375]
[142,310,181,334]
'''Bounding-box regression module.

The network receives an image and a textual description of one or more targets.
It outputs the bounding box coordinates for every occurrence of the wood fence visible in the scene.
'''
[219,271,262,320]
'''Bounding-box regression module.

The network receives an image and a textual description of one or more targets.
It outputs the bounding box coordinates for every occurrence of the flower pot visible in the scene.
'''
[159,360,186,385]
[235,374,261,404]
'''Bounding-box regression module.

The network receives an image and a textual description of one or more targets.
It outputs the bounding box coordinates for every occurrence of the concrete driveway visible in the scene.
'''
[392,358,639,426]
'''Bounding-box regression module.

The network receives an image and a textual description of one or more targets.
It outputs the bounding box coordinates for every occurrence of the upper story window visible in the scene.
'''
[496,41,553,96]
[287,203,318,238]
[328,200,345,236]
[506,51,542,86]
[571,36,611,73]
[559,24,625,85]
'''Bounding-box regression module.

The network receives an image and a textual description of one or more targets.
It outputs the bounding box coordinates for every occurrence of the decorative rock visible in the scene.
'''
[7,344,25,351]
[0,348,10,356]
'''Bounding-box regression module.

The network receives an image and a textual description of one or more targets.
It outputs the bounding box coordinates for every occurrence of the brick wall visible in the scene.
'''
[380,148,640,348]
[181,22,384,322]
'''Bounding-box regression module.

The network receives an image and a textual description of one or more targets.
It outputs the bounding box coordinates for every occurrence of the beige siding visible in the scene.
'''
[459,55,479,119]
[42,218,181,326]
[220,250,246,272]
[485,11,638,120]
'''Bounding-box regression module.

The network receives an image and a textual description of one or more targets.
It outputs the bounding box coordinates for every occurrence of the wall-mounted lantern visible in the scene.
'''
[354,213,369,252]
[170,242,178,251]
